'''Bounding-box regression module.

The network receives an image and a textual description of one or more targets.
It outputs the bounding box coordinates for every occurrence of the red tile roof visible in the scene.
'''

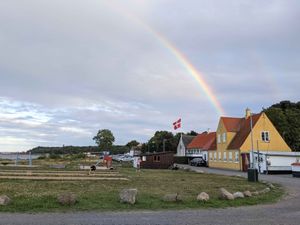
[187,132,216,151]
[221,117,243,132]
[226,113,262,149]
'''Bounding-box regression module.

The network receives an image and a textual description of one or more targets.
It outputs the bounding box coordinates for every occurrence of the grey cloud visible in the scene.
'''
[0,0,299,151]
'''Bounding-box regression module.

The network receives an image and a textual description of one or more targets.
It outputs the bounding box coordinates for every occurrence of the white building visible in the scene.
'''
[176,135,195,156]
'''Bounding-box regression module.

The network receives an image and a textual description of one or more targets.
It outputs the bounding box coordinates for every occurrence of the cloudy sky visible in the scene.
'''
[0,0,299,152]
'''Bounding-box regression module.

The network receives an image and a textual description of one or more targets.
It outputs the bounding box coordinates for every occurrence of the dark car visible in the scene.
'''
[190,158,207,167]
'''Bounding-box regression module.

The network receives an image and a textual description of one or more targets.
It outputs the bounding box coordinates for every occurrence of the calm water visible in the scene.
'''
[0,153,41,160]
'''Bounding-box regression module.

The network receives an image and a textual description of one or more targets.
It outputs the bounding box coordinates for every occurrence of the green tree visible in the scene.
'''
[126,140,140,149]
[93,129,115,151]
[186,130,198,136]
[264,101,300,151]
[148,131,175,152]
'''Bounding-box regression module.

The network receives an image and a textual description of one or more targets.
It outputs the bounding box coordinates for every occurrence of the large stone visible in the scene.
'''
[251,191,259,196]
[219,188,234,200]
[163,193,182,202]
[0,195,11,206]
[233,192,245,199]
[243,190,252,197]
[259,187,270,195]
[119,188,138,204]
[266,183,275,189]
[57,193,77,206]
[197,192,209,202]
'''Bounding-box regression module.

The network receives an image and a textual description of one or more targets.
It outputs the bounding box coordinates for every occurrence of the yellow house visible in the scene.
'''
[208,108,291,171]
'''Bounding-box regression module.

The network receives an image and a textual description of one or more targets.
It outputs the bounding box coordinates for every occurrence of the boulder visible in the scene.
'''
[163,193,182,202]
[197,192,209,202]
[251,191,259,196]
[259,187,270,195]
[266,183,275,189]
[196,170,204,174]
[0,195,11,206]
[57,193,77,206]
[119,188,138,204]
[219,188,234,200]
[243,190,252,197]
[233,192,244,199]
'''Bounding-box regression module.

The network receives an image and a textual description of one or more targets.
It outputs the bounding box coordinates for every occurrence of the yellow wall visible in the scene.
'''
[240,113,291,153]
[208,150,241,170]
[216,120,236,156]
[209,119,241,170]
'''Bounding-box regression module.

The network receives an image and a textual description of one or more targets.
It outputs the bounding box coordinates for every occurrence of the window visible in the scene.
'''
[209,152,213,160]
[228,152,233,161]
[235,152,239,162]
[218,152,221,161]
[214,152,217,161]
[223,152,227,161]
[222,133,227,143]
[154,155,160,162]
[261,131,270,142]
[217,134,221,143]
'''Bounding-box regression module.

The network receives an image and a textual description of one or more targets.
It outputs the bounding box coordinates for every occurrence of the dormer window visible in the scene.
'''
[261,131,270,142]
[222,133,226,143]
[217,134,221,143]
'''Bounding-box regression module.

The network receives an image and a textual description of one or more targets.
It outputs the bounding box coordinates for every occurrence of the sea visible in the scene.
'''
[0,153,41,160]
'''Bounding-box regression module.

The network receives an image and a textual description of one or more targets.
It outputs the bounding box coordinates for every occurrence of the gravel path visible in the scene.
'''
[0,166,299,225]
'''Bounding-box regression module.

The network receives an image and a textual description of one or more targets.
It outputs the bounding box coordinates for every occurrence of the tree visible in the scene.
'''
[264,101,300,151]
[93,129,115,151]
[147,131,175,152]
[126,140,140,149]
[186,130,198,136]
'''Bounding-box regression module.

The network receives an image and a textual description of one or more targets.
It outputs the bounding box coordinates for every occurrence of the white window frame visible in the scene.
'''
[218,152,221,161]
[209,152,213,160]
[223,152,227,161]
[214,152,217,161]
[228,152,233,161]
[235,151,239,162]
[222,133,226,143]
[261,131,270,142]
[217,134,221,143]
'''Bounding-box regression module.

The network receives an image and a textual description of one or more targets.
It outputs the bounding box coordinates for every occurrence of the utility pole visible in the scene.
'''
[250,113,254,169]
[163,139,166,152]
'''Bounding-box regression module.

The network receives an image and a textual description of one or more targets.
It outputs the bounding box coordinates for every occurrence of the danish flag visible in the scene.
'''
[173,118,181,130]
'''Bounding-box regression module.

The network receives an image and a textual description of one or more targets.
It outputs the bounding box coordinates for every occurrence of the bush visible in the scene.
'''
[37,155,46,160]
[49,154,61,159]
[69,153,86,160]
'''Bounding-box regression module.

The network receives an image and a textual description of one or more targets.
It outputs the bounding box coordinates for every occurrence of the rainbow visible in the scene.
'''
[105,2,225,116]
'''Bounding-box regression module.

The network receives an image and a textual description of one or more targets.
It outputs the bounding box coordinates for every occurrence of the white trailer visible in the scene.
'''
[250,151,300,174]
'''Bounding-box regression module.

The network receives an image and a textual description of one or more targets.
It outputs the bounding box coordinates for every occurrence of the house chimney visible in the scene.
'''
[245,108,251,118]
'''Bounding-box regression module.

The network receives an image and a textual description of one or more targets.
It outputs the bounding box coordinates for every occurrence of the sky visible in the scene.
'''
[0,0,299,152]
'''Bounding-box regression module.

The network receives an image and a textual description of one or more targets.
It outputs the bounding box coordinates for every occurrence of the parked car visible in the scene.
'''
[119,155,134,162]
[190,158,207,167]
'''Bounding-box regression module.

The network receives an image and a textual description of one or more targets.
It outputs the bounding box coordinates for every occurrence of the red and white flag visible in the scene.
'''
[173,118,181,130]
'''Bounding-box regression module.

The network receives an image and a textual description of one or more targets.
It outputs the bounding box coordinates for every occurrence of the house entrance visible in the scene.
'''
[241,153,250,172]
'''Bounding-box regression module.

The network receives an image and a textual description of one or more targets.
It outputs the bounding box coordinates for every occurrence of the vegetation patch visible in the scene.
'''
[0,167,283,212]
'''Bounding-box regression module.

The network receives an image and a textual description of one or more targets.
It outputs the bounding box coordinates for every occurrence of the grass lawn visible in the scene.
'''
[0,165,284,212]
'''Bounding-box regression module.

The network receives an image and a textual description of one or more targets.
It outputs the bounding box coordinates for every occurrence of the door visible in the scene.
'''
[241,153,250,172]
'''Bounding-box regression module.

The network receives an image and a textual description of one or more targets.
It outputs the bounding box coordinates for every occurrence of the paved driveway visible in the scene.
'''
[0,166,299,225]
